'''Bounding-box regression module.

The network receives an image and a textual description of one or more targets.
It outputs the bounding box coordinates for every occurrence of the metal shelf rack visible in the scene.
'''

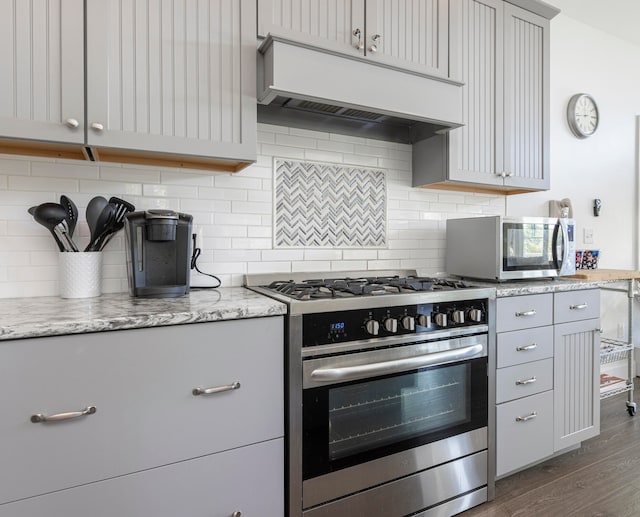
[600,280,637,415]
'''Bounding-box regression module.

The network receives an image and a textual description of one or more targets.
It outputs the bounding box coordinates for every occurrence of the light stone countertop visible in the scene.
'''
[0,277,629,341]
[469,277,632,297]
[0,287,287,341]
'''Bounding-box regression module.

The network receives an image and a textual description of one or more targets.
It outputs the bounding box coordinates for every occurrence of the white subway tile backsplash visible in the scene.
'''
[303,149,344,163]
[330,260,368,271]
[0,125,505,298]
[292,260,331,272]
[275,133,318,149]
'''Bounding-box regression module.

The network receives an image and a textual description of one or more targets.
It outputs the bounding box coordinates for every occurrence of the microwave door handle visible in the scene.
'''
[552,221,562,269]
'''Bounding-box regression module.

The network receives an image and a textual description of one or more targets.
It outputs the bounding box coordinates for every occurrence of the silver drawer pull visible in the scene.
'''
[516,343,538,352]
[31,405,96,423]
[515,309,536,317]
[515,411,537,422]
[232,512,242,517]
[570,303,588,310]
[192,381,241,396]
[516,376,537,386]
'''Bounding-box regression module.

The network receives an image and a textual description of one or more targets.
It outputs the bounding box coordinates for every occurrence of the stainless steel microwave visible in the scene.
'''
[446,216,576,281]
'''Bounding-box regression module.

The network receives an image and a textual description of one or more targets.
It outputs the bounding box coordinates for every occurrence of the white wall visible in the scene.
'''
[0,124,506,299]
[508,13,640,270]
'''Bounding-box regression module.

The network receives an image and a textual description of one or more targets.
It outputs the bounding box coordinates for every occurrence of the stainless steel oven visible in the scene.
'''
[246,271,496,517]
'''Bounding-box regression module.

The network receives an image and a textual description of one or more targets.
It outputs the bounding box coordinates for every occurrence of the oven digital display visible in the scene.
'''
[330,322,345,331]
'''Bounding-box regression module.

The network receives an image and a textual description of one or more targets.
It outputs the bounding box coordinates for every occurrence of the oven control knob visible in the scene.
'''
[468,308,484,322]
[417,314,431,327]
[365,319,380,336]
[384,318,398,333]
[401,315,415,331]
[434,312,447,327]
[451,310,465,324]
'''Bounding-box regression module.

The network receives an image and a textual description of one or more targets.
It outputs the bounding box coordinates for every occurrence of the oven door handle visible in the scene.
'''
[310,344,484,383]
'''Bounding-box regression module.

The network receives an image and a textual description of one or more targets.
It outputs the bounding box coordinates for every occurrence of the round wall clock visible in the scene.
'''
[567,93,599,138]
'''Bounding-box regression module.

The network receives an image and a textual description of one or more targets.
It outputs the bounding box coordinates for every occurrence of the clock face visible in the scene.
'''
[568,94,599,138]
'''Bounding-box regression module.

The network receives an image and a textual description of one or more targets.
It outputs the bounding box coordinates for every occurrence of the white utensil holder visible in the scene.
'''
[59,251,103,299]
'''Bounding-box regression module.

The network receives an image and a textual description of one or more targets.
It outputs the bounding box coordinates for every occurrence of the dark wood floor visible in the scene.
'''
[462,387,640,517]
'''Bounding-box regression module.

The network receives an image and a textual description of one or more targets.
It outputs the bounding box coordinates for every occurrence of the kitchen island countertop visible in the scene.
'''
[0,287,287,341]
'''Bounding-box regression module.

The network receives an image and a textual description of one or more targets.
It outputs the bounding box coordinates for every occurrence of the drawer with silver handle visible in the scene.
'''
[497,326,553,368]
[496,358,553,403]
[496,294,553,332]
[496,391,554,477]
[554,289,600,323]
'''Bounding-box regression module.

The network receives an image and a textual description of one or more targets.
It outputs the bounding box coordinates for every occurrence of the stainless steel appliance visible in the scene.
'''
[124,210,192,297]
[446,216,576,282]
[245,271,496,517]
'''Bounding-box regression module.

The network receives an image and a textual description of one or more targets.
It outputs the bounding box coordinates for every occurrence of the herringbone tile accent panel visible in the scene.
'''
[275,159,387,248]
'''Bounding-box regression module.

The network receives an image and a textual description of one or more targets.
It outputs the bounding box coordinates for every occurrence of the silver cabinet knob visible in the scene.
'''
[65,118,79,128]
[368,34,381,53]
[353,28,364,50]
[384,318,398,333]
[90,122,104,131]
[231,512,242,517]
[365,319,380,336]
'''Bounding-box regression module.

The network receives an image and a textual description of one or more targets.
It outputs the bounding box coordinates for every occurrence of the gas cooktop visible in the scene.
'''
[245,270,496,315]
[263,275,472,301]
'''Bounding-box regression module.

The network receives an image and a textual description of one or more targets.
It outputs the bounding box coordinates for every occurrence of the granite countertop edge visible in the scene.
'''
[480,277,631,297]
[0,287,287,341]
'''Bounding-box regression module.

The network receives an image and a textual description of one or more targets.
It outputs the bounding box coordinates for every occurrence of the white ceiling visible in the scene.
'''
[548,0,640,47]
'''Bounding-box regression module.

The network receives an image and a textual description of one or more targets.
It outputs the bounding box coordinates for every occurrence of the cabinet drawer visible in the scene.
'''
[496,391,554,477]
[0,317,284,505]
[496,294,553,332]
[497,326,553,368]
[0,438,284,517]
[496,358,553,403]
[554,289,600,323]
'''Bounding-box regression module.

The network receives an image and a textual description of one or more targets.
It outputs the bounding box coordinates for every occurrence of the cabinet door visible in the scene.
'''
[0,0,84,144]
[0,439,284,517]
[447,0,503,186]
[554,318,601,451]
[365,0,449,78]
[85,0,256,163]
[502,3,549,190]
[257,0,365,57]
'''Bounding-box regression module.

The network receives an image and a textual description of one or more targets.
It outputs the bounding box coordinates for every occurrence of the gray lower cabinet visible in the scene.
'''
[413,0,552,193]
[0,316,284,515]
[257,0,451,79]
[0,439,283,517]
[0,0,256,172]
[495,289,600,478]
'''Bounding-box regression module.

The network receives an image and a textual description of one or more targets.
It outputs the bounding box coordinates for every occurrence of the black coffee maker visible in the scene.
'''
[124,210,193,297]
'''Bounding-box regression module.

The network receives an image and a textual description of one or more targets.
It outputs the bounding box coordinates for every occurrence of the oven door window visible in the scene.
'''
[503,222,557,271]
[303,357,487,480]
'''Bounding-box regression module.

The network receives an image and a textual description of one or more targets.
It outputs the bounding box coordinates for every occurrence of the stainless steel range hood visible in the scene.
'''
[257,35,465,144]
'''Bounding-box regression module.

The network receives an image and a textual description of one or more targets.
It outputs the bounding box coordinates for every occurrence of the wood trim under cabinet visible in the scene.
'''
[0,138,253,173]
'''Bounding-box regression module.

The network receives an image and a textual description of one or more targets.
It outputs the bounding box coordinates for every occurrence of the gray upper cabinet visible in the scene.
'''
[86,0,256,170]
[257,0,451,79]
[413,0,552,193]
[502,3,549,190]
[0,0,85,156]
[0,0,256,172]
